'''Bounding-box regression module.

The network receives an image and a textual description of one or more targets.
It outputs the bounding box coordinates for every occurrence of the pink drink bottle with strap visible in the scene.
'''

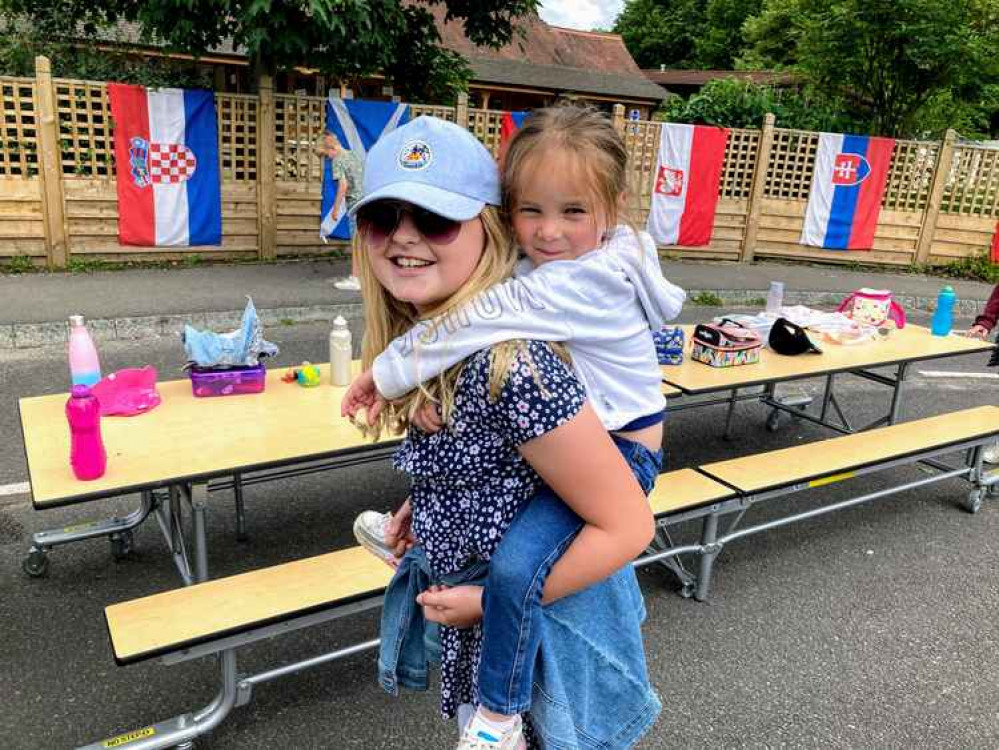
[68,315,102,387]
[66,385,107,480]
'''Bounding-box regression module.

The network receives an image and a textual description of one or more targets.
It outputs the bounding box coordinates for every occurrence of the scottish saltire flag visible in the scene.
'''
[108,84,221,246]
[801,133,895,250]
[322,97,410,240]
[647,123,728,246]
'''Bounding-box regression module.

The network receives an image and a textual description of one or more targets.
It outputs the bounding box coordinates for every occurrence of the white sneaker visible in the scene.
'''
[352,511,396,564]
[456,712,525,750]
[334,275,361,291]
[984,441,999,465]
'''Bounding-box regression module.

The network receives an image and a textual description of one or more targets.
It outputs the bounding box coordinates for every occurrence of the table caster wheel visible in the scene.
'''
[766,409,780,432]
[679,582,695,599]
[22,548,50,578]
[965,489,984,515]
[110,530,134,560]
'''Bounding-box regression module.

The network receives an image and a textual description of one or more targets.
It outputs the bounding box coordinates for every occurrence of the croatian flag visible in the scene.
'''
[108,84,221,246]
[801,133,895,250]
[322,97,410,240]
[647,123,728,247]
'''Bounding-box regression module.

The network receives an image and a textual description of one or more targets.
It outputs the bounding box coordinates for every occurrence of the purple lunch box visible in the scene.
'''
[189,362,267,398]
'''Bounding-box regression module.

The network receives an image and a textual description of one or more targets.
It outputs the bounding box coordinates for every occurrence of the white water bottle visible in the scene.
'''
[329,316,352,386]
[766,281,785,317]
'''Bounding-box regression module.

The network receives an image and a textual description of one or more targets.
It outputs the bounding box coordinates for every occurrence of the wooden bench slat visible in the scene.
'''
[648,468,735,515]
[108,469,733,665]
[106,545,393,665]
[700,405,999,494]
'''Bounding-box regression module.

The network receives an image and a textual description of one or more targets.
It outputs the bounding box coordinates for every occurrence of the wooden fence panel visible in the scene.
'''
[0,179,46,259]
[63,179,258,258]
[0,76,39,178]
[4,62,999,270]
[467,108,504,156]
[941,145,999,218]
[275,93,324,183]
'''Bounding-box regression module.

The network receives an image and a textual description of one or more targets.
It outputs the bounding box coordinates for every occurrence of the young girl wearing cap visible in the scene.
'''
[350,114,661,750]
[346,106,683,749]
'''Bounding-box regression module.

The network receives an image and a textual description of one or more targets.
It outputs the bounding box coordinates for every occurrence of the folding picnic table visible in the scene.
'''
[18,363,398,583]
[661,324,995,438]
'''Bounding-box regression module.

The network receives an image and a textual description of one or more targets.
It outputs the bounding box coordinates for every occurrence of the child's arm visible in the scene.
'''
[372,269,585,400]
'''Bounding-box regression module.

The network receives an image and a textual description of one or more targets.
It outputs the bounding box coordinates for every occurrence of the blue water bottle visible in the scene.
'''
[930,286,956,336]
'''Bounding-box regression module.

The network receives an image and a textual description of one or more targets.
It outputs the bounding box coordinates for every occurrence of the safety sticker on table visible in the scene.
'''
[102,727,155,747]
[808,471,855,488]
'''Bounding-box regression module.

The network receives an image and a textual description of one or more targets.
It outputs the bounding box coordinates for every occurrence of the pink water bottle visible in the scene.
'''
[66,385,107,481]
[68,314,101,387]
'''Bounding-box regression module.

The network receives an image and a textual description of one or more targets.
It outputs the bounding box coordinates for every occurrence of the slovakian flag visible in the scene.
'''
[108,84,221,246]
[322,97,409,240]
[801,133,895,250]
[646,123,728,247]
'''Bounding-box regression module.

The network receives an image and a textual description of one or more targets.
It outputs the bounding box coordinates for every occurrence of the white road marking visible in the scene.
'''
[919,370,999,380]
[0,482,30,497]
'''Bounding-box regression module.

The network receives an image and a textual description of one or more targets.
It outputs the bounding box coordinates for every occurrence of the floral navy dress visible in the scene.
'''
[393,340,586,720]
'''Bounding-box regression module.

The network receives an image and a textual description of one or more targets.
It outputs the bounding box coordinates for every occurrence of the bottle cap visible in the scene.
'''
[942,285,954,293]
[71,385,91,398]
[333,315,348,328]
[69,315,86,327]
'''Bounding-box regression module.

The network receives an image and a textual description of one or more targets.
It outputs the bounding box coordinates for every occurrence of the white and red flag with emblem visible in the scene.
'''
[109,84,222,246]
[647,123,728,246]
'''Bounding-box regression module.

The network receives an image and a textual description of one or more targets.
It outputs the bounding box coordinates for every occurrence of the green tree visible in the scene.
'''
[743,0,999,137]
[613,0,762,69]
[614,0,706,69]
[0,0,539,101]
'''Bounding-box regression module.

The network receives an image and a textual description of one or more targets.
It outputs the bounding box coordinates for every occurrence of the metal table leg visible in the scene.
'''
[22,490,158,578]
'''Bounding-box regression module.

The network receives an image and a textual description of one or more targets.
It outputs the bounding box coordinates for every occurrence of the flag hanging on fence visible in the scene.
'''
[991,221,999,264]
[322,97,410,240]
[108,84,222,247]
[646,123,728,247]
[800,133,895,250]
[497,111,529,166]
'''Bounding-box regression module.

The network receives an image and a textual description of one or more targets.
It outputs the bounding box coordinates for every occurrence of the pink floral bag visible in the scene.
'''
[836,288,906,329]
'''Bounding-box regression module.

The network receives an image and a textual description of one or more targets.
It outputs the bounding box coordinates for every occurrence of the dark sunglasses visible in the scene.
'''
[357,201,462,246]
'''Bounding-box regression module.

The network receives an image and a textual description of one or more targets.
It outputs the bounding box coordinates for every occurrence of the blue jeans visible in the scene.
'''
[477,435,663,715]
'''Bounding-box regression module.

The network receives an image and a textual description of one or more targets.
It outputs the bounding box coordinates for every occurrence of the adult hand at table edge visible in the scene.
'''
[965,324,989,340]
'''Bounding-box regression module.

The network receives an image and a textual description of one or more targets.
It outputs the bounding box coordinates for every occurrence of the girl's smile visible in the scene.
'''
[367,206,485,314]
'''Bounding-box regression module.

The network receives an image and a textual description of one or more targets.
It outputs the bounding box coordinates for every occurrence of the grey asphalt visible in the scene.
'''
[1,263,998,749]
[0,256,994,349]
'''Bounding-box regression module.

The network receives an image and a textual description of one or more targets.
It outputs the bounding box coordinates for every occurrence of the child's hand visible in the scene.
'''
[417,585,484,629]
[385,498,416,558]
[341,368,388,421]
[412,401,444,433]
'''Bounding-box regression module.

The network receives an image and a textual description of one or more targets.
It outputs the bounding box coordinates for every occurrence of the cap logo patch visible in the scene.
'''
[399,140,432,170]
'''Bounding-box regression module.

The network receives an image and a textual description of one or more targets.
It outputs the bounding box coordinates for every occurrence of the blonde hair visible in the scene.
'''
[502,105,632,233]
[355,206,529,439]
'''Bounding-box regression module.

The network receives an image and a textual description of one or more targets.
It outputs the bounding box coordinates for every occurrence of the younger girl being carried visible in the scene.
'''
[345,107,684,749]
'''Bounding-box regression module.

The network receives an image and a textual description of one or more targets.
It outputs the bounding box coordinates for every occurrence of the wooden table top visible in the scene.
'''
[661,324,995,395]
[19,363,395,509]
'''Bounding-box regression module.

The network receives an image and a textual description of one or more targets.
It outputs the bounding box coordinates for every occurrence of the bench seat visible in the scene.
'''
[106,468,733,666]
[700,404,999,495]
[106,545,393,665]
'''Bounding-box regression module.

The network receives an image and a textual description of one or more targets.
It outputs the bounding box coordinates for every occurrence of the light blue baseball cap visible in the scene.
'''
[349,116,500,221]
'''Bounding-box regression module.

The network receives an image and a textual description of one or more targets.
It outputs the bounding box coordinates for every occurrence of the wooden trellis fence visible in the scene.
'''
[1,56,997,269]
